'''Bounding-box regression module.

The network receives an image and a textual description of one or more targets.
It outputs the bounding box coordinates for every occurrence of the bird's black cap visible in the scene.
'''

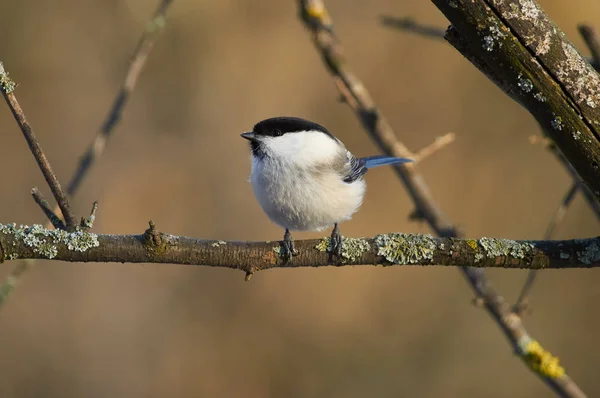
[251,117,335,139]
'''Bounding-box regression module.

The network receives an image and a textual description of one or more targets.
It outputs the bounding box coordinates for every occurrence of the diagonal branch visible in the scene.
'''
[413,132,456,163]
[30,188,66,230]
[434,0,600,202]
[513,181,578,315]
[0,63,78,230]
[66,0,173,196]
[0,223,598,270]
[297,1,586,396]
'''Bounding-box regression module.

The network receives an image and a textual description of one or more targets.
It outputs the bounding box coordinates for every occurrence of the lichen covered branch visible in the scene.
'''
[0,223,598,271]
[433,0,600,202]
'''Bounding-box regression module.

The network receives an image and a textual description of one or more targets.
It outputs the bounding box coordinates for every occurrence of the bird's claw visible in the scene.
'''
[281,229,299,264]
[330,223,343,260]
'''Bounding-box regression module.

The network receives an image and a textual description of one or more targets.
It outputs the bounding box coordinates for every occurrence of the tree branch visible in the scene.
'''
[30,188,66,230]
[433,0,600,203]
[0,63,78,229]
[0,223,598,271]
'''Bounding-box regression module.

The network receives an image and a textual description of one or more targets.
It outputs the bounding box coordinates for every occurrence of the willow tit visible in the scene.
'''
[241,117,412,262]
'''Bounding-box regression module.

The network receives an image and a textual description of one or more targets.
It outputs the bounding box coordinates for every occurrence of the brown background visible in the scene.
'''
[0,0,599,396]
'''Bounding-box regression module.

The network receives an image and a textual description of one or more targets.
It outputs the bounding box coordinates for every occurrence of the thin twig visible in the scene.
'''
[513,182,578,315]
[528,134,552,146]
[413,132,456,163]
[0,63,78,230]
[66,0,173,196]
[80,201,99,230]
[30,188,66,230]
[298,1,585,396]
[0,0,174,307]
[380,15,446,39]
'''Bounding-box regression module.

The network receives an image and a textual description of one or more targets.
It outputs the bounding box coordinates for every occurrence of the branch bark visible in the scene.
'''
[0,223,598,271]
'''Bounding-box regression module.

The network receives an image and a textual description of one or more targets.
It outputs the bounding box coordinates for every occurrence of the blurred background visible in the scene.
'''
[0,0,599,396]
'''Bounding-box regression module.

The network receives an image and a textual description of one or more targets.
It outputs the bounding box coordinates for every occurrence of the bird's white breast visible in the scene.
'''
[249,132,366,231]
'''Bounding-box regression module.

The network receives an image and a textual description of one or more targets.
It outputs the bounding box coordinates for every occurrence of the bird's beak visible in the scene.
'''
[241,132,256,141]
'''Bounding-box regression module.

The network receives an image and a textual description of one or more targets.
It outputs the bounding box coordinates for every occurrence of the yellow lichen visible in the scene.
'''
[522,340,565,379]
[315,238,330,252]
[466,239,478,250]
[306,2,327,18]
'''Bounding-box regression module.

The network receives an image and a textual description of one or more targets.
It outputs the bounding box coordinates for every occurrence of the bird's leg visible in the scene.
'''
[330,223,343,259]
[280,228,299,263]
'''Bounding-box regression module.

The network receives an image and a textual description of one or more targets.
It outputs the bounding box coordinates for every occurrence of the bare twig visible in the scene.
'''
[298,1,585,396]
[0,63,78,230]
[380,15,445,39]
[80,201,99,230]
[528,134,552,146]
[0,0,174,307]
[543,184,579,244]
[513,182,578,315]
[66,0,173,196]
[0,223,598,270]
[413,132,456,163]
[30,188,66,230]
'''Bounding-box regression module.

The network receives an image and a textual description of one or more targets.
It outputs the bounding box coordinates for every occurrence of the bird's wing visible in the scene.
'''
[343,153,413,183]
[342,152,368,183]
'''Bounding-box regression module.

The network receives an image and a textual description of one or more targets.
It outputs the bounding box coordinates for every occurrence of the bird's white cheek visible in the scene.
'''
[262,131,343,167]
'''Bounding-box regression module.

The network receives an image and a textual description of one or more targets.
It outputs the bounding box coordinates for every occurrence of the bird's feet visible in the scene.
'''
[280,228,299,264]
[330,223,343,260]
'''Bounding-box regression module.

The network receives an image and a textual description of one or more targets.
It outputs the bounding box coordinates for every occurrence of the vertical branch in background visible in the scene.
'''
[0,0,174,307]
[297,1,586,397]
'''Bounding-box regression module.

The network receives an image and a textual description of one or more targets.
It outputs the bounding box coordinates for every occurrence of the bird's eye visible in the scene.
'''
[273,129,283,137]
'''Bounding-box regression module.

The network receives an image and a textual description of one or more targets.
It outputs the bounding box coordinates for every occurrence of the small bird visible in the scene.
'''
[241,116,412,262]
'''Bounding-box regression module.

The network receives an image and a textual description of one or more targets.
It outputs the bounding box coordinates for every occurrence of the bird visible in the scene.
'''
[241,116,412,262]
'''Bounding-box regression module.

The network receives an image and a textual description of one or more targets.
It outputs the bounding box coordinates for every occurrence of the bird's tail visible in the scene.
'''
[361,155,413,169]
